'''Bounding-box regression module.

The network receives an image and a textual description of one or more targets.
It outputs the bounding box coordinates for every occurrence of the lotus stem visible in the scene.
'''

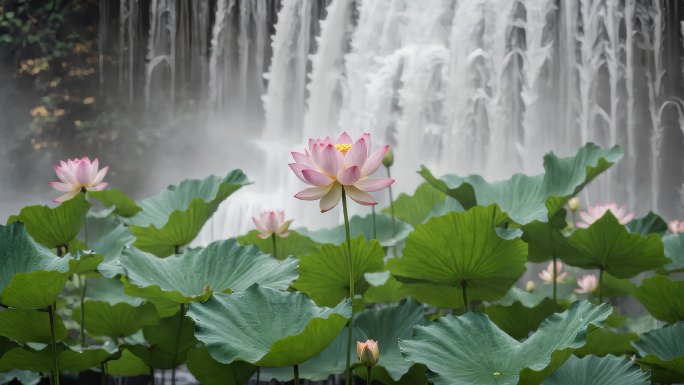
[552,256,558,312]
[48,302,60,385]
[294,365,300,385]
[171,303,185,385]
[598,267,604,303]
[341,188,355,385]
[101,363,107,385]
[385,167,396,235]
[256,367,260,384]
[78,275,87,346]
[271,234,278,260]
[371,206,377,239]
[461,280,469,312]
[149,366,154,385]
[366,366,372,385]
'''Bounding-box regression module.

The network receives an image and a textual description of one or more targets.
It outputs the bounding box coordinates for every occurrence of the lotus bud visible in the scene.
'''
[568,197,580,212]
[382,149,394,168]
[525,280,536,292]
[356,339,380,367]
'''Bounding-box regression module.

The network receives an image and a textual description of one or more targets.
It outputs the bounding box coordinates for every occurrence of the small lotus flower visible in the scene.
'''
[252,210,293,239]
[49,157,108,202]
[568,197,580,212]
[538,261,568,284]
[382,149,394,168]
[289,132,395,212]
[356,339,380,367]
[668,220,684,234]
[575,274,598,294]
[525,280,536,292]
[576,202,635,228]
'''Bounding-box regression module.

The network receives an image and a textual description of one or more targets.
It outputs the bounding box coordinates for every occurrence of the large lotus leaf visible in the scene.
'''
[663,233,684,272]
[106,349,149,377]
[0,309,67,343]
[388,205,528,308]
[0,344,114,372]
[558,212,667,278]
[382,183,446,227]
[237,230,318,260]
[0,370,40,385]
[293,237,385,307]
[520,211,569,263]
[6,194,89,249]
[88,189,141,218]
[627,212,668,236]
[541,355,649,385]
[92,223,135,278]
[186,347,256,385]
[573,325,638,357]
[420,144,623,225]
[634,275,684,323]
[353,299,425,381]
[129,170,249,256]
[121,239,298,304]
[73,301,159,338]
[297,214,412,248]
[483,298,559,340]
[126,313,197,369]
[399,301,612,385]
[86,277,143,306]
[364,271,405,304]
[632,322,684,383]
[188,285,351,367]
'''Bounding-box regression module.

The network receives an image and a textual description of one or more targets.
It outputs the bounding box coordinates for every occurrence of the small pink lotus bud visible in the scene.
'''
[568,197,580,212]
[525,280,536,292]
[356,339,380,367]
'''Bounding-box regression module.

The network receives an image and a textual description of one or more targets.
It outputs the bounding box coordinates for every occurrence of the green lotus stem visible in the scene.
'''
[366,366,372,385]
[256,367,260,384]
[293,364,300,385]
[385,166,396,235]
[78,274,87,346]
[461,280,469,312]
[341,188,355,385]
[271,233,278,260]
[174,245,180,255]
[552,256,558,312]
[101,363,107,385]
[48,302,60,385]
[598,267,604,303]
[371,206,377,239]
[171,303,185,385]
[149,366,154,385]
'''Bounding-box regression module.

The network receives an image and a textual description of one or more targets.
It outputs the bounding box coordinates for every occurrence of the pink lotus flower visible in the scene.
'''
[669,220,684,234]
[252,210,293,239]
[49,157,109,202]
[356,339,380,367]
[576,202,635,228]
[289,132,395,212]
[538,261,568,284]
[575,274,598,294]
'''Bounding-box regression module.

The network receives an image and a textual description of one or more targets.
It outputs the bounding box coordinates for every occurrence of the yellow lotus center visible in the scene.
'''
[335,143,352,154]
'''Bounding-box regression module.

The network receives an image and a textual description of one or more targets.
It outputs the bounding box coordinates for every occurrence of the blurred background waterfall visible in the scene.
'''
[0,0,683,237]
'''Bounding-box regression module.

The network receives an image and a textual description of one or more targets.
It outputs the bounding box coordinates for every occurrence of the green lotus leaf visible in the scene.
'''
[92,223,135,277]
[73,301,159,338]
[573,325,638,357]
[627,211,668,235]
[483,298,559,340]
[0,370,40,385]
[382,183,446,226]
[420,143,623,225]
[188,285,351,367]
[632,322,684,383]
[6,193,89,249]
[354,299,425,381]
[364,271,405,304]
[297,214,412,247]
[293,237,385,307]
[126,313,197,369]
[0,309,67,343]
[388,205,528,308]
[600,273,636,297]
[86,277,143,306]
[541,355,649,385]
[399,300,612,385]
[237,230,318,260]
[495,286,548,308]
[521,211,569,263]
[634,275,684,323]
[106,349,149,377]
[88,189,141,218]
[121,239,297,305]
[558,212,668,278]
[186,347,256,385]
[663,233,684,272]
[0,344,115,372]
[129,171,249,256]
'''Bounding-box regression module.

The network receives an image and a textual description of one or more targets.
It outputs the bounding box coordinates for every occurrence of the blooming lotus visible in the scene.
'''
[669,220,684,234]
[356,339,380,367]
[49,157,108,202]
[538,261,567,284]
[576,202,635,228]
[252,210,293,239]
[575,274,598,294]
[289,132,395,212]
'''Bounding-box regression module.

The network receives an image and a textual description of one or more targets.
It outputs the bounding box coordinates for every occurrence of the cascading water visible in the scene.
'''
[101,0,684,238]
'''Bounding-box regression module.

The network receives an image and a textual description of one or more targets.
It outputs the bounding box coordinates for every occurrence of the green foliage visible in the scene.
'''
[632,322,684,383]
[237,230,318,260]
[381,183,447,226]
[89,189,141,218]
[298,213,412,247]
[542,355,649,385]
[634,275,684,323]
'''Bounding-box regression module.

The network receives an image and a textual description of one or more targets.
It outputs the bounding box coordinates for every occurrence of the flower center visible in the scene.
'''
[335,143,352,154]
